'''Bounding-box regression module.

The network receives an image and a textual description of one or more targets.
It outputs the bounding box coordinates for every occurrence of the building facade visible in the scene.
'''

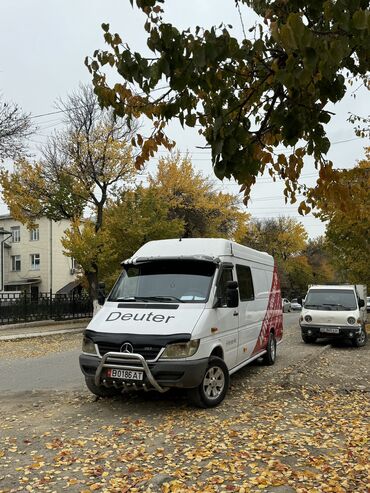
[0,215,78,295]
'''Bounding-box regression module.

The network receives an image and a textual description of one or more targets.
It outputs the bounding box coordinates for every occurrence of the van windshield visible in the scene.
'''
[109,260,216,303]
[304,289,357,311]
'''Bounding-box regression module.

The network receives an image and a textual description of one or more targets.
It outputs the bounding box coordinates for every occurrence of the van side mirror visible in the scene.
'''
[226,280,239,308]
[98,282,106,306]
[297,297,303,306]
[359,299,365,308]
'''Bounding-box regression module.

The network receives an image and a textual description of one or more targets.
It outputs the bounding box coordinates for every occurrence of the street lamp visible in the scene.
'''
[0,230,12,292]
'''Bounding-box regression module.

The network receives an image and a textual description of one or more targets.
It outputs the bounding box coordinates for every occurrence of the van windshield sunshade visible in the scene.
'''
[110,259,217,303]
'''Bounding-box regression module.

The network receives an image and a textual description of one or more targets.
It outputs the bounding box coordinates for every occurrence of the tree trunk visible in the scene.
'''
[86,268,100,316]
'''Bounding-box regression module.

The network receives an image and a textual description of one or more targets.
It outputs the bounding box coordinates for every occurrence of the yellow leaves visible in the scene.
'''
[146,151,249,240]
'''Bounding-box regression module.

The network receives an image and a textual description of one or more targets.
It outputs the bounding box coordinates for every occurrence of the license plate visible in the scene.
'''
[106,368,144,381]
[320,327,340,334]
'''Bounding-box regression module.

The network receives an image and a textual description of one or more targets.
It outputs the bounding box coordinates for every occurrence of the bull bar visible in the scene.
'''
[95,351,168,393]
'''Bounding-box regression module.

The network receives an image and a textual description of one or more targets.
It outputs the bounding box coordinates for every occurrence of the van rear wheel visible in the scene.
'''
[263,332,277,365]
[85,376,122,398]
[189,356,229,408]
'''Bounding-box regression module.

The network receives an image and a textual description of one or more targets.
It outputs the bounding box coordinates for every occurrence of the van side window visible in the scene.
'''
[217,268,233,306]
[236,265,254,301]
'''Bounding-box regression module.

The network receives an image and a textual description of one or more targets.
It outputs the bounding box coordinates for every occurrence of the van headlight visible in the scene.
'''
[160,339,200,359]
[82,336,97,355]
[347,317,356,325]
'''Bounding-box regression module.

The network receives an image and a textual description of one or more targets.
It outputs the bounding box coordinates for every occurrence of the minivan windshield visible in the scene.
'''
[109,260,216,303]
[304,289,357,311]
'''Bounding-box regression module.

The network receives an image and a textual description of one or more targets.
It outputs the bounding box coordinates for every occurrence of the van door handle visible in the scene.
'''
[233,311,239,316]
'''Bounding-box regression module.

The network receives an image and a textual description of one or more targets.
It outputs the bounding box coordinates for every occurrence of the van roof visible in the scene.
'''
[125,238,274,266]
[308,285,356,290]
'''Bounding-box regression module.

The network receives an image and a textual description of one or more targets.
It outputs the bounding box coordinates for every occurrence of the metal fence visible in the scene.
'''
[0,292,93,325]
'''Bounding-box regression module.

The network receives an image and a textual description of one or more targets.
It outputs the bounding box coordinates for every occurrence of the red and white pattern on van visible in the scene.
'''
[252,264,283,355]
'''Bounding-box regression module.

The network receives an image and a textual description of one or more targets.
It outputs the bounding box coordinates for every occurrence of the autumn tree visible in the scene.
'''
[148,153,249,240]
[0,96,33,160]
[242,216,311,296]
[304,236,336,285]
[98,186,184,287]
[87,0,369,212]
[316,148,370,287]
[0,85,137,306]
[95,153,249,286]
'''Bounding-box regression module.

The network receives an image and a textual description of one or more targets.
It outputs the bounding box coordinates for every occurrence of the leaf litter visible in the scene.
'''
[0,335,369,493]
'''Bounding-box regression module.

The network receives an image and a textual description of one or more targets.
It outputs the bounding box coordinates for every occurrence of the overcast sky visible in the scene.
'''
[0,0,368,238]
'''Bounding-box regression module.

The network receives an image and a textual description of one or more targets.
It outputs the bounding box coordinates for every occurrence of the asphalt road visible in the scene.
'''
[0,312,312,394]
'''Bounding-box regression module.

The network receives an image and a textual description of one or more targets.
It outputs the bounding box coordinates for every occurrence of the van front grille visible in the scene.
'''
[97,342,161,361]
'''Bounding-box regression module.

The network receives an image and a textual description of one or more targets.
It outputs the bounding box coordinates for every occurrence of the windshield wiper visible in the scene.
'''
[322,303,352,310]
[304,304,320,308]
[115,295,182,303]
[139,296,182,302]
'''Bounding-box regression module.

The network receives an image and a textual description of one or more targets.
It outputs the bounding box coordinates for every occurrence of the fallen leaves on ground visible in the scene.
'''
[0,333,81,360]
[0,333,368,492]
[0,381,368,493]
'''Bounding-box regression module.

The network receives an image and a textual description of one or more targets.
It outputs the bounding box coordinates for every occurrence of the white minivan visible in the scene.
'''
[79,238,283,407]
[300,284,368,347]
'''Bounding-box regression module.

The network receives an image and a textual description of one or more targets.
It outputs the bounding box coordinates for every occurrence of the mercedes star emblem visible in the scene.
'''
[120,342,134,353]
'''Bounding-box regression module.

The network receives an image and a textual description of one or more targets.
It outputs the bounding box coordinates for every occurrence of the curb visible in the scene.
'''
[0,328,85,342]
[0,318,91,332]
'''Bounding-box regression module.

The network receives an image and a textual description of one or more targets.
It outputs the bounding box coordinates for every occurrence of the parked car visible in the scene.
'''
[367,296,370,313]
[300,284,367,347]
[282,298,291,313]
[290,298,302,311]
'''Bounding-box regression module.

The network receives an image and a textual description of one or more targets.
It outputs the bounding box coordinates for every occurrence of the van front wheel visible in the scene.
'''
[85,377,122,398]
[189,356,229,408]
[263,332,277,365]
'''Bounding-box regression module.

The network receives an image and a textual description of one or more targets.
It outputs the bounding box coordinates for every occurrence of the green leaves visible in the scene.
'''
[352,9,369,30]
[89,0,370,211]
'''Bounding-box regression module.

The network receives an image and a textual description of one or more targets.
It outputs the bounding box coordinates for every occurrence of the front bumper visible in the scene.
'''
[79,352,208,391]
[300,324,361,338]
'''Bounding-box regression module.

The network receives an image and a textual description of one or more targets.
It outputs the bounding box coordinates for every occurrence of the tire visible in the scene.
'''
[352,327,368,348]
[85,376,122,398]
[263,332,277,365]
[189,356,229,408]
[301,333,317,344]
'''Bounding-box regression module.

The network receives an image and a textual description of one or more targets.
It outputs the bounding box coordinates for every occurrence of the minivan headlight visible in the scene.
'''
[160,339,200,359]
[82,336,97,354]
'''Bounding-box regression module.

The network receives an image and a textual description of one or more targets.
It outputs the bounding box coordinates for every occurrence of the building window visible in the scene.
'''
[70,257,78,274]
[30,254,40,270]
[11,226,20,243]
[11,255,21,271]
[30,226,39,241]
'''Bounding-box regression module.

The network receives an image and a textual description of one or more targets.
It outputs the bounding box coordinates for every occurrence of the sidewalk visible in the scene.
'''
[0,318,91,341]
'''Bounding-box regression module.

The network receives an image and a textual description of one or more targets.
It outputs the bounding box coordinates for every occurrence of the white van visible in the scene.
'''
[300,284,368,347]
[79,238,283,407]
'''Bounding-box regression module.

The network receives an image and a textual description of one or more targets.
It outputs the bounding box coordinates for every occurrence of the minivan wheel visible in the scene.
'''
[302,333,317,344]
[189,356,229,408]
[263,332,277,365]
[85,377,122,398]
[352,327,368,348]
